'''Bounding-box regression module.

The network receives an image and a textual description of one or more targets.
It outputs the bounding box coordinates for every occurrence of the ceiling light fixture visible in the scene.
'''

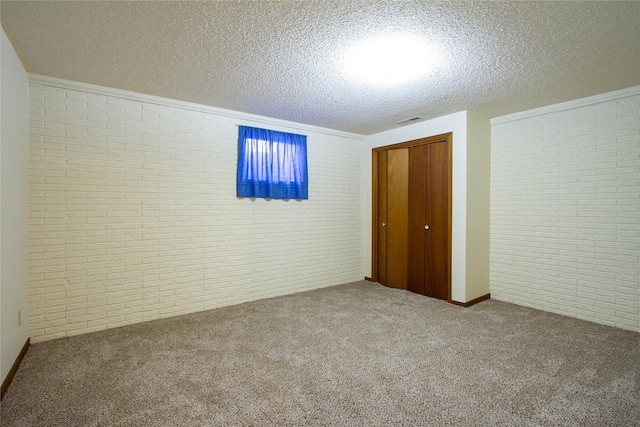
[342,34,441,86]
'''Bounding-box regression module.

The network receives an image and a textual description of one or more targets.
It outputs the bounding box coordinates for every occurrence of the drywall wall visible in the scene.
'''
[365,111,491,303]
[28,77,366,342]
[1,28,30,382]
[491,87,640,332]
[465,111,491,302]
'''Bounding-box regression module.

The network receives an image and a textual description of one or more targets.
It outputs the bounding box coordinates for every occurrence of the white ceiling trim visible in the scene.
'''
[28,73,365,141]
[491,86,640,125]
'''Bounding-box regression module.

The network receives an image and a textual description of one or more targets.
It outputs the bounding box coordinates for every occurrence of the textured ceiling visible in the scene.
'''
[2,1,639,135]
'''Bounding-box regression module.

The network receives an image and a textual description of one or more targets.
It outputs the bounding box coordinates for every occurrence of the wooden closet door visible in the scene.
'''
[384,148,409,289]
[424,141,450,299]
[407,141,450,299]
[376,151,388,285]
[407,144,428,295]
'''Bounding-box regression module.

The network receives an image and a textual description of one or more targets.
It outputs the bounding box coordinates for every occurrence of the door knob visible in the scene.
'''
[425,225,430,230]
[382,223,386,227]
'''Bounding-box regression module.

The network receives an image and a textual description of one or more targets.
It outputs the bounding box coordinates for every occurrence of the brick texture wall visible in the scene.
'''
[490,90,640,332]
[28,82,365,342]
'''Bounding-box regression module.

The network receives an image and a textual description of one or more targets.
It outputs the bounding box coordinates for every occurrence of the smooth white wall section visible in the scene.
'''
[28,78,365,342]
[491,87,640,332]
[366,112,471,302]
[465,111,491,301]
[1,28,29,381]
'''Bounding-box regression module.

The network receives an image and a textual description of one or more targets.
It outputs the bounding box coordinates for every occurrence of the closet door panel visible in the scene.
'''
[376,151,388,285]
[385,148,409,289]
[425,141,450,300]
[373,134,451,299]
[407,145,427,295]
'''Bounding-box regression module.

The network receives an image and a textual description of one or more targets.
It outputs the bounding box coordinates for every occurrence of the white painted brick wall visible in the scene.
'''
[491,91,640,332]
[28,82,365,342]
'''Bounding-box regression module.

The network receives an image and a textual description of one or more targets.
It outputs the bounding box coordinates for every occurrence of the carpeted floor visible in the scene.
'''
[1,280,638,426]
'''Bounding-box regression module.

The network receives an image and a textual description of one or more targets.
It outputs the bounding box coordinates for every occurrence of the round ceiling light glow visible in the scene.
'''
[343,34,441,86]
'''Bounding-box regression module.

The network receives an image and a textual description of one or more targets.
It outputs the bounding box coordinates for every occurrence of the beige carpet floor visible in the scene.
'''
[1,280,639,426]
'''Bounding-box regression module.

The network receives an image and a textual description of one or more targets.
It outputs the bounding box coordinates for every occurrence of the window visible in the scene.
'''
[236,125,308,200]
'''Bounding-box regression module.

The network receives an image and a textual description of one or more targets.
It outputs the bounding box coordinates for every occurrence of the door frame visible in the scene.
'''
[371,132,453,301]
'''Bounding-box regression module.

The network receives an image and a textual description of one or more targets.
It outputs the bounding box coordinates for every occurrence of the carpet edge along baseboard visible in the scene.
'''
[449,293,491,307]
[1,337,30,400]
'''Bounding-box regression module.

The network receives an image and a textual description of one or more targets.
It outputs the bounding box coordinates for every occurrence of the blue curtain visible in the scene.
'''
[236,125,308,200]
